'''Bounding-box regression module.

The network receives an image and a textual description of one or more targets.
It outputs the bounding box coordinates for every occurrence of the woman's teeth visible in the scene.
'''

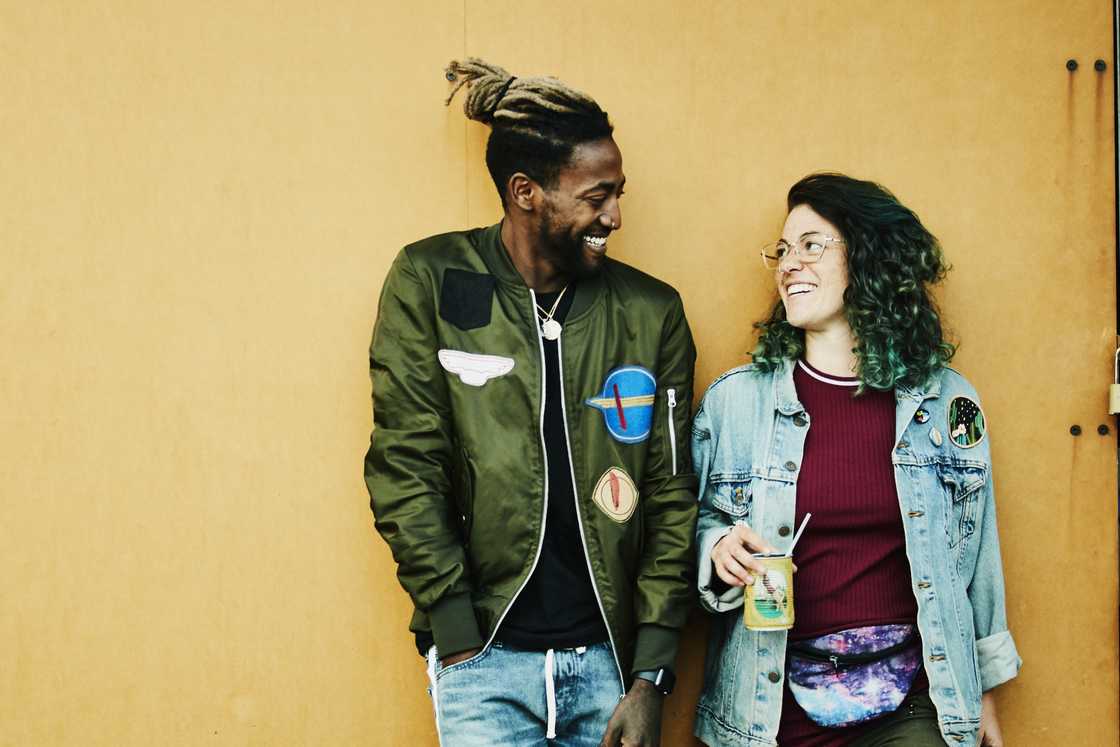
[583,235,607,248]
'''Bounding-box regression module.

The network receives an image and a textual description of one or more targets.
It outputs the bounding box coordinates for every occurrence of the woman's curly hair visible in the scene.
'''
[751,172,955,391]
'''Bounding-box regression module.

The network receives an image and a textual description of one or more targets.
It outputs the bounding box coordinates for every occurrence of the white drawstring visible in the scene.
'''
[426,647,444,746]
[544,648,557,739]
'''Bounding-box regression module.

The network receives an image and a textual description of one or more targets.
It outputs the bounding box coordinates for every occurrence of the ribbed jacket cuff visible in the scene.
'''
[429,592,484,658]
[631,623,681,675]
[976,630,1022,691]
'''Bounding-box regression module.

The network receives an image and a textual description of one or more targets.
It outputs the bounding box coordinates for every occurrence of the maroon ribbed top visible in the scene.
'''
[778,360,927,746]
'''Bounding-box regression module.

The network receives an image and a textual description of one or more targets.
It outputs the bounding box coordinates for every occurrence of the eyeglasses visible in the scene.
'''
[761,233,844,269]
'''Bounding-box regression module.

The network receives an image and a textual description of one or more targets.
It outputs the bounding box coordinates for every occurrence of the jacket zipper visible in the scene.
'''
[476,290,553,653]
[667,388,678,476]
[556,332,626,689]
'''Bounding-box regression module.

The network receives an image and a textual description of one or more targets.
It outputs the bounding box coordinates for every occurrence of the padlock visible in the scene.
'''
[1111,348,1120,415]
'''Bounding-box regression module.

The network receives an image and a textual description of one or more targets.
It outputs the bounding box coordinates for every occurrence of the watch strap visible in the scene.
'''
[633,668,675,696]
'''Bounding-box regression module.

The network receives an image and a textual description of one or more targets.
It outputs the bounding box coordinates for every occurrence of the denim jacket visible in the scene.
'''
[692,360,1021,747]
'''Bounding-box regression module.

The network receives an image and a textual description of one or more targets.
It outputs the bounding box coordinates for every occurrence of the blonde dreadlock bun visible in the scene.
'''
[442,57,613,204]
[445,57,605,127]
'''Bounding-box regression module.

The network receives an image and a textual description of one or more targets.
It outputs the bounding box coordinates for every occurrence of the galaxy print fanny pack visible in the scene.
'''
[786,624,921,728]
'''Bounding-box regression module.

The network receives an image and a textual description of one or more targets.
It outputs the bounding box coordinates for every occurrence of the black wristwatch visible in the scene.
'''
[633,668,676,696]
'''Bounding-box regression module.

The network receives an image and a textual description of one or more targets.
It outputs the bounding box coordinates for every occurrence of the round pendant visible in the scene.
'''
[542,319,562,340]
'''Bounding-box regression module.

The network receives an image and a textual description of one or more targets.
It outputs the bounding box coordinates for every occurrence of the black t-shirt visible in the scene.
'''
[496,285,609,650]
[415,285,608,656]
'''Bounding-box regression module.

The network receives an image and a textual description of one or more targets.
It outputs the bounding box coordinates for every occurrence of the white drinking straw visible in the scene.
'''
[785,513,812,557]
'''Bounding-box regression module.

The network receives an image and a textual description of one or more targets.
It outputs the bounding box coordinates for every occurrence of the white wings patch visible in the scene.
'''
[437,349,515,387]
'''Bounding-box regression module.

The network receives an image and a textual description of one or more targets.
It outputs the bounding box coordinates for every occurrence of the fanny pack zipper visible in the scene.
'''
[788,632,918,669]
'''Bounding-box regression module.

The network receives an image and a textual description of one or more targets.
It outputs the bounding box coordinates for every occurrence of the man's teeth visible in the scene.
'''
[788,283,816,295]
[584,235,607,247]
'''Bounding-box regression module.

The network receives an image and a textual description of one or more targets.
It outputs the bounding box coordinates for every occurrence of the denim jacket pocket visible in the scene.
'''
[708,474,754,519]
[938,461,987,548]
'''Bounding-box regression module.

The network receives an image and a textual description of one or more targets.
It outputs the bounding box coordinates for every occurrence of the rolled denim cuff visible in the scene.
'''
[976,629,1022,691]
[697,526,744,612]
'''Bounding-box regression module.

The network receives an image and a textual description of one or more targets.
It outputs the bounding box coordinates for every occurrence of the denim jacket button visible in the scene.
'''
[768,671,781,683]
[784,461,797,472]
[792,414,808,427]
[897,440,910,449]
[778,525,791,537]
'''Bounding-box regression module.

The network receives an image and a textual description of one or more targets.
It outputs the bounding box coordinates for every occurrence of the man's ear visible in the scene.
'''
[507,172,538,212]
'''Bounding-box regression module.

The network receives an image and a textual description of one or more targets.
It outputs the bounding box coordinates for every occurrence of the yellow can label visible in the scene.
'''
[743,554,795,630]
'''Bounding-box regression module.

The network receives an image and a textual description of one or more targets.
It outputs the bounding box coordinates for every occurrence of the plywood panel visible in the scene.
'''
[1,1,1115,745]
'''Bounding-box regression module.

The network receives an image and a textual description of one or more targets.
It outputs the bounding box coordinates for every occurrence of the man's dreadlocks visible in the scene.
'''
[445,58,614,205]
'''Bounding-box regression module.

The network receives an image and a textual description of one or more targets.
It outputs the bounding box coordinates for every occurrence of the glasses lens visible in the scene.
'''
[761,243,785,268]
[799,235,828,261]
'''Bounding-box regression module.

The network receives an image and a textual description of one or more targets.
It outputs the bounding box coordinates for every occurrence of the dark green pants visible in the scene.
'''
[848,693,946,747]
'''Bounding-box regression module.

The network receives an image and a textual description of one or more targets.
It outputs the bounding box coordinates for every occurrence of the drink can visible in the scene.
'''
[743,553,795,630]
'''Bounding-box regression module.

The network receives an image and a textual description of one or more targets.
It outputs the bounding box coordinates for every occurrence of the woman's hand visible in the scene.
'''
[711,523,778,587]
[978,691,1003,746]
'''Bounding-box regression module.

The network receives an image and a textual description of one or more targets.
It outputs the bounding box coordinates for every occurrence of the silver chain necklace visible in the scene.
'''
[535,286,568,341]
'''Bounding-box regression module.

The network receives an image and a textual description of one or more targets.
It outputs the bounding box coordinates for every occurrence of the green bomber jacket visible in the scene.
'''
[364,222,698,680]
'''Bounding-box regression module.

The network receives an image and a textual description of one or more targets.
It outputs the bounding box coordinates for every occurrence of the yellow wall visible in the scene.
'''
[2,2,1115,745]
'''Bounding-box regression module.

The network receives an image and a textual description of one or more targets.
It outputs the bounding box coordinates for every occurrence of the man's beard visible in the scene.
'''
[537,208,602,280]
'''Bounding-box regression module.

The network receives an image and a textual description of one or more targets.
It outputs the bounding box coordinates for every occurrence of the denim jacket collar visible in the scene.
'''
[772,357,944,409]
[772,359,803,416]
[897,373,942,403]
[774,359,946,448]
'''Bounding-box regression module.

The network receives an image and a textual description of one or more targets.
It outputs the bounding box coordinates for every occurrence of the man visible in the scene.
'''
[365,58,697,746]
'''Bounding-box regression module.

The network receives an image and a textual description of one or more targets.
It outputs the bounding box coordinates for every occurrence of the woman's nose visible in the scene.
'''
[778,252,803,273]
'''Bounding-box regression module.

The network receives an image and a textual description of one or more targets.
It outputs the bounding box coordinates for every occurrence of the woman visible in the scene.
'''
[692,173,1020,747]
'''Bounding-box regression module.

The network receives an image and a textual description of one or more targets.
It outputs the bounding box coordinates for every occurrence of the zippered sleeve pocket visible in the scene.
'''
[667,387,678,475]
[660,384,690,477]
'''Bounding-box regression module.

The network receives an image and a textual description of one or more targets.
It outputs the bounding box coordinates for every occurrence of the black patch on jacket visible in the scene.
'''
[439,269,495,330]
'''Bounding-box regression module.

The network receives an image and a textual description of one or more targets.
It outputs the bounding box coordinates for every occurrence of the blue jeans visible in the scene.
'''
[426,640,623,746]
